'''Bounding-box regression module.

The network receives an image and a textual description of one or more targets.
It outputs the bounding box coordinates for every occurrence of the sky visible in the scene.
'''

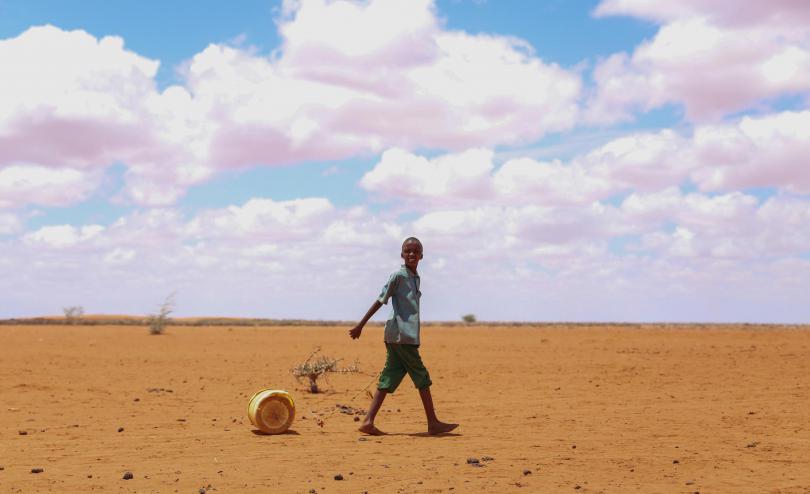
[1,0,809,323]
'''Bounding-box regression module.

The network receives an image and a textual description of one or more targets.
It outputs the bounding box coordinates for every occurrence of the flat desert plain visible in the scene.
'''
[1,324,810,493]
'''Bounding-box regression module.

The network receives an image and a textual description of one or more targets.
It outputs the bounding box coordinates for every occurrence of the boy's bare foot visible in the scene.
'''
[358,423,386,436]
[428,421,459,435]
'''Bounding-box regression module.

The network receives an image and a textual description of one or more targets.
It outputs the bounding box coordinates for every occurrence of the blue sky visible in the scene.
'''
[1,0,809,322]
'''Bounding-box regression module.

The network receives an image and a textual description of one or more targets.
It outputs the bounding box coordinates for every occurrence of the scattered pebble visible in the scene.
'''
[354,416,360,422]
[673,460,680,464]
[0,466,4,470]
[309,490,317,494]
[117,427,124,433]
[18,430,27,435]
[685,480,695,485]
[746,441,759,448]
[123,471,133,480]
[334,474,344,481]
[146,387,173,393]
[133,398,140,402]
[31,468,44,474]
[572,444,576,449]
[466,457,480,465]
[523,469,532,475]
[87,474,92,478]
[574,485,581,490]
[481,456,494,461]
[199,488,207,494]
[358,437,367,442]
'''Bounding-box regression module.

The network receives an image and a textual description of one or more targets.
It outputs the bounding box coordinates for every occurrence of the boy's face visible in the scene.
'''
[401,240,423,271]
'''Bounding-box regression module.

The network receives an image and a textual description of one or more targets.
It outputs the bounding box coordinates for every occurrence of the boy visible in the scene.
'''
[349,237,458,436]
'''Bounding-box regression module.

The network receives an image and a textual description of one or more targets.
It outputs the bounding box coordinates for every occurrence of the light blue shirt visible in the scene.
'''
[377,265,421,345]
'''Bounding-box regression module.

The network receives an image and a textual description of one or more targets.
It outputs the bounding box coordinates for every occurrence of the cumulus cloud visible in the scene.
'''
[361,110,810,210]
[588,0,810,121]
[691,111,810,193]
[24,224,104,248]
[0,1,584,207]
[0,164,101,207]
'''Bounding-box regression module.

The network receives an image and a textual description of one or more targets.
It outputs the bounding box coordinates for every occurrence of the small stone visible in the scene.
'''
[0,466,4,470]
[354,416,360,422]
[481,456,494,461]
[334,474,344,481]
[118,427,124,432]
[18,430,27,435]
[358,437,367,442]
[572,444,576,449]
[123,471,133,480]
[31,468,44,474]
[686,480,695,485]
[574,485,581,490]
[133,398,140,402]
[309,490,317,494]
[746,441,759,448]
[466,457,480,464]
[523,469,532,475]
[199,488,207,494]
[673,460,680,464]
[87,474,92,478]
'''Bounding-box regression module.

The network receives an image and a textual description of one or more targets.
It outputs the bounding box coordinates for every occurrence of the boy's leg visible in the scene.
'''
[360,344,406,435]
[358,389,388,436]
[392,345,459,435]
[419,387,459,435]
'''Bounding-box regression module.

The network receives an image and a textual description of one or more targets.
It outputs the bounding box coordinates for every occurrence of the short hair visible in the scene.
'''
[402,236,423,250]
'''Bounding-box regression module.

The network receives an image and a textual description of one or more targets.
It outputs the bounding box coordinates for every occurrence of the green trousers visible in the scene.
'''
[378,343,432,393]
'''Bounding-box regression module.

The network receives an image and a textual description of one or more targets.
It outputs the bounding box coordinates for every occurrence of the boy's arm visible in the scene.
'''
[349,300,383,339]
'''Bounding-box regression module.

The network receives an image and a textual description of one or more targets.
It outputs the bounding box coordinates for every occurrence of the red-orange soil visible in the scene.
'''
[1,324,809,493]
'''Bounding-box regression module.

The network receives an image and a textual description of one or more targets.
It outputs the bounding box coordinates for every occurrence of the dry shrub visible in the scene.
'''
[148,293,175,335]
[291,347,359,393]
[63,306,84,325]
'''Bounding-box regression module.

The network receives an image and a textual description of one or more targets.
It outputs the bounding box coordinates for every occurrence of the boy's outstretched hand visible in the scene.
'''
[349,325,363,339]
[350,300,382,340]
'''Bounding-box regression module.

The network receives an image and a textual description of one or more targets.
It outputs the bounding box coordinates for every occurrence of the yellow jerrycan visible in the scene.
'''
[247,389,295,434]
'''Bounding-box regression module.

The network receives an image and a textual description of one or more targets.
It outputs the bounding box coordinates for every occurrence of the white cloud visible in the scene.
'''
[0,1,583,206]
[691,111,810,193]
[0,212,21,235]
[0,164,101,207]
[588,1,810,121]
[3,187,810,321]
[359,147,494,203]
[361,110,810,212]
[24,224,104,248]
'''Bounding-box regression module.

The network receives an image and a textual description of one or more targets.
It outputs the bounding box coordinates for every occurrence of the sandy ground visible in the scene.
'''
[1,324,810,493]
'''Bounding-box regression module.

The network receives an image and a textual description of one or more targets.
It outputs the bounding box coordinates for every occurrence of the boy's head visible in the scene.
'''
[401,237,423,271]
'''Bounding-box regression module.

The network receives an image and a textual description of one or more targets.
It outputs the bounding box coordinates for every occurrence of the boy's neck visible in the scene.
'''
[404,264,418,275]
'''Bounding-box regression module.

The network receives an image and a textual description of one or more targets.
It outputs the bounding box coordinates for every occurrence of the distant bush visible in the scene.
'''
[148,293,175,335]
[63,306,84,325]
[461,314,476,324]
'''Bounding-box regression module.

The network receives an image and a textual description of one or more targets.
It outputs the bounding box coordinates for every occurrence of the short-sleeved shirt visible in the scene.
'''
[377,265,421,345]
